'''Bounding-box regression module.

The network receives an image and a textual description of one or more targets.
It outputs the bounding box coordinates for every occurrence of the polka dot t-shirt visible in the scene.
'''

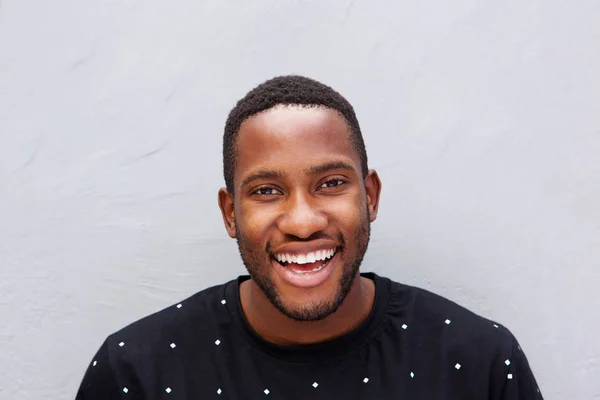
[76,273,542,399]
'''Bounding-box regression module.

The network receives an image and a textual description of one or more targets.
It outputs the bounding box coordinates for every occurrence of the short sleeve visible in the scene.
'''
[76,338,121,400]
[499,337,543,400]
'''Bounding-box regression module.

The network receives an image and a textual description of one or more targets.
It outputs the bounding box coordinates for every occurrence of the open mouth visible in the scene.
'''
[272,247,338,275]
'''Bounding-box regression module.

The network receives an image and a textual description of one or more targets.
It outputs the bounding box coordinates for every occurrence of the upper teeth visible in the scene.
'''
[275,248,336,264]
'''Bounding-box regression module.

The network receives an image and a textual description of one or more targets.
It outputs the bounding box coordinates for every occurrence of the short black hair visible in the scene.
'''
[223,75,368,194]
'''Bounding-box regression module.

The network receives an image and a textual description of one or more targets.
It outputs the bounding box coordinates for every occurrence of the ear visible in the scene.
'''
[364,169,382,223]
[218,188,237,238]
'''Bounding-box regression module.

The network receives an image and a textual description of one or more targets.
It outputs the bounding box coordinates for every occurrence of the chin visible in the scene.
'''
[272,272,351,322]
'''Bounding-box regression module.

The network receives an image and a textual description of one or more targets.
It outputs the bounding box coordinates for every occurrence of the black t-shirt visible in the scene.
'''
[76,273,543,399]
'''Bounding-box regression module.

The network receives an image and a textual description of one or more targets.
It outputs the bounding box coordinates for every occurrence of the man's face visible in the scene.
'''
[219,105,380,321]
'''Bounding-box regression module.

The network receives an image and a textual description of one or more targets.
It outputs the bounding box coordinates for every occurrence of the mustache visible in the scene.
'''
[265,232,345,254]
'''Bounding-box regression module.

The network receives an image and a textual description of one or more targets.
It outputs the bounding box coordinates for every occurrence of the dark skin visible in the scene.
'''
[218,105,382,346]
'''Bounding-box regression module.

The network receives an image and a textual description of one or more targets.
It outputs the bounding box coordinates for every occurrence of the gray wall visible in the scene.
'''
[1,1,599,399]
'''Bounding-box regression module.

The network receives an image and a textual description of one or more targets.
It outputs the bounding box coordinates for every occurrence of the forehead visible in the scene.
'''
[234,106,360,185]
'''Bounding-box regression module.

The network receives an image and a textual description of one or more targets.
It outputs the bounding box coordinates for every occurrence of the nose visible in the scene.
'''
[277,191,328,239]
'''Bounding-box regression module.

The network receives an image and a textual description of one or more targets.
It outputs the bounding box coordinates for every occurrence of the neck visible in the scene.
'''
[239,274,375,346]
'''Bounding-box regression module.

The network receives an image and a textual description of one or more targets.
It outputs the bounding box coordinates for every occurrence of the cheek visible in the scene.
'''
[238,204,276,243]
[327,196,366,232]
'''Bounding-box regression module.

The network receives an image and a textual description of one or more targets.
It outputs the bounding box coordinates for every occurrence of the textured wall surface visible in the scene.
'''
[1,1,599,399]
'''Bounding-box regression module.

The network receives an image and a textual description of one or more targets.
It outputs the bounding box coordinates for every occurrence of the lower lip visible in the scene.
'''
[272,251,339,289]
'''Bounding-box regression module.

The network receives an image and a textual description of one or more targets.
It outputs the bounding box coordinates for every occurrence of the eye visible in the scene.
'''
[253,187,282,196]
[320,179,345,189]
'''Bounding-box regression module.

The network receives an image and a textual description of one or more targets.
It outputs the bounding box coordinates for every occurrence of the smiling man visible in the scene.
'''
[76,76,542,399]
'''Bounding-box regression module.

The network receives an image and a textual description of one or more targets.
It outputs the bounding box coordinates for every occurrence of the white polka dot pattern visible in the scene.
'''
[77,279,543,399]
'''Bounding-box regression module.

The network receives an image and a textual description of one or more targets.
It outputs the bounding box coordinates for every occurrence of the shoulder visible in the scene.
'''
[77,280,237,398]
[376,275,541,397]
[382,275,518,361]
[104,279,234,359]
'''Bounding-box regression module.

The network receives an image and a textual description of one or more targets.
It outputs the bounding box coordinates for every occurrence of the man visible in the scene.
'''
[76,75,542,399]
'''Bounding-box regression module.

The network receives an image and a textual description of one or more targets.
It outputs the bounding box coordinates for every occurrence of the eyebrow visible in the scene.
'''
[305,161,356,175]
[241,161,356,188]
[241,170,287,188]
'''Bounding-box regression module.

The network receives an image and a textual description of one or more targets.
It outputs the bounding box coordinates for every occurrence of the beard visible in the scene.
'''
[235,206,371,322]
